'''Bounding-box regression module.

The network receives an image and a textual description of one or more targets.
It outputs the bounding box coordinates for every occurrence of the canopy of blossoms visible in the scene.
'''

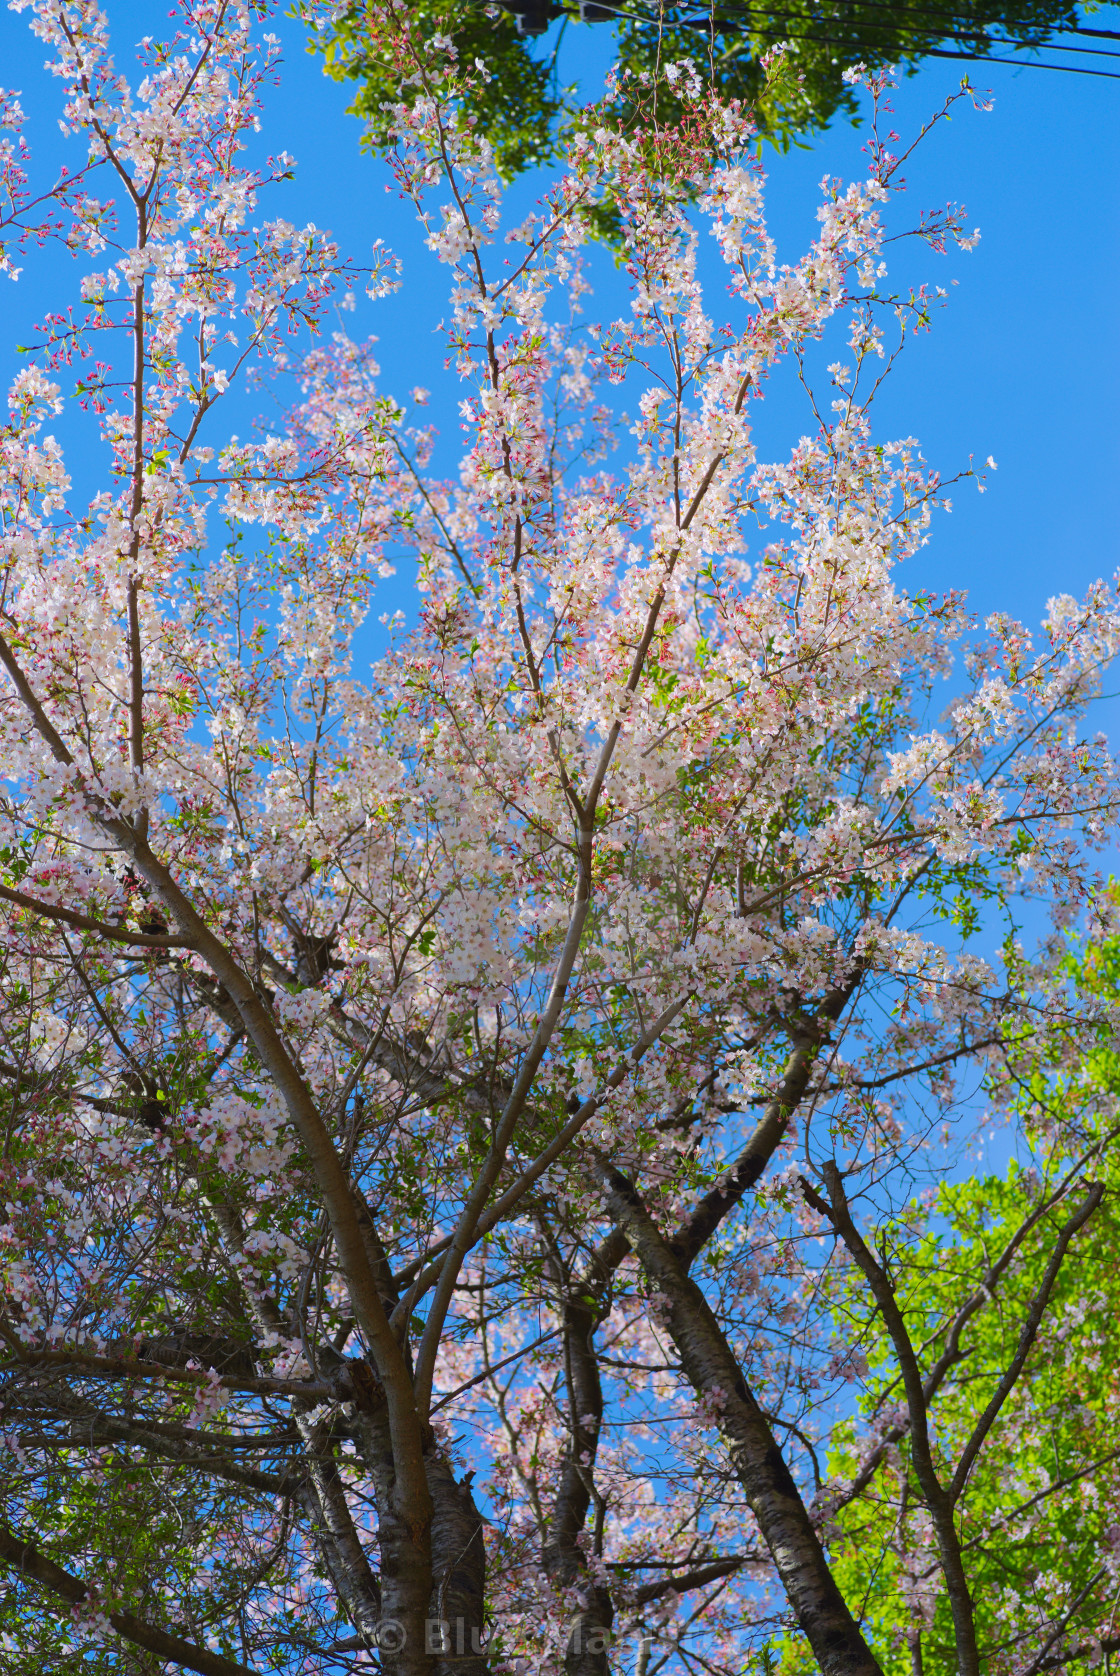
[0,4,1117,1675]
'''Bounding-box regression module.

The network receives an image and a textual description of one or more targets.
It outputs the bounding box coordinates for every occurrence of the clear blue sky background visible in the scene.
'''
[2,4,1117,638]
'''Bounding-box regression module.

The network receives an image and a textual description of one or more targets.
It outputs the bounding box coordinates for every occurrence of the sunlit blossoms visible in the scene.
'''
[0,5,1117,1676]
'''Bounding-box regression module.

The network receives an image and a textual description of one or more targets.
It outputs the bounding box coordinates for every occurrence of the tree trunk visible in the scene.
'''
[597,1162,883,1676]
[428,1453,491,1676]
[543,1284,614,1676]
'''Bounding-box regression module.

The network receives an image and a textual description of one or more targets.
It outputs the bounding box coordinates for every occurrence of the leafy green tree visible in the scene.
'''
[314,0,1107,180]
[785,937,1120,1675]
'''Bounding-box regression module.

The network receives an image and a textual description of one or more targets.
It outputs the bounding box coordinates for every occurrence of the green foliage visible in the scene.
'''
[773,938,1120,1673]
[316,0,1090,183]
[824,1175,1118,1670]
[321,0,565,179]
[0,1453,283,1672]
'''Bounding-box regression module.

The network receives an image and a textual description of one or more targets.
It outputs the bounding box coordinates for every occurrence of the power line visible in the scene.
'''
[698,0,1120,43]
[494,0,1120,76]
[685,0,1120,55]
[681,16,1120,76]
[671,3,1120,65]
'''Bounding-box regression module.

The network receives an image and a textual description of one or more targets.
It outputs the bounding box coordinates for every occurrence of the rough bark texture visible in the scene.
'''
[344,1192,492,1676]
[597,1163,883,1676]
[428,1453,490,1676]
[542,1277,614,1676]
[297,1408,385,1651]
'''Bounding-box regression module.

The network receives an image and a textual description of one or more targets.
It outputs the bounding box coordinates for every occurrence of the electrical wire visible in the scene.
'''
[686,0,1120,56]
[576,0,1120,75]
[701,0,1120,42]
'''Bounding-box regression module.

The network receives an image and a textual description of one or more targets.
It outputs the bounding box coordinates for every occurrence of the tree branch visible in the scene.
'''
[0,1524,260,1676]
[948,1179,1104,1502]
[806,1162,980,1676]
[671,976,861,1268]
[0,1345,342,1403]
[595,1157,882,1676]
[0,880,193,949]
[633,1557,745,1607]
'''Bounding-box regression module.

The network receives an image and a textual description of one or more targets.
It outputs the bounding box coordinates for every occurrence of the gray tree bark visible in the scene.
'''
[540,1234,614,1676]
[596,1161,883,1676]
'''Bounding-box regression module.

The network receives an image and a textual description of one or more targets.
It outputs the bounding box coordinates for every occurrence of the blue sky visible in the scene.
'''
[273,14,1119,634]
[2,4,1117,640]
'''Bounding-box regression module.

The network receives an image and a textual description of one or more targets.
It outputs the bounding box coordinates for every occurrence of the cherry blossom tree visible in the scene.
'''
[0,4,1118,1675]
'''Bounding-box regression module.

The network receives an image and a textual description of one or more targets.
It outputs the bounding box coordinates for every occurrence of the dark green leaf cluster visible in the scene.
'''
[317,0,1089,179]
[321,0,565,179]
